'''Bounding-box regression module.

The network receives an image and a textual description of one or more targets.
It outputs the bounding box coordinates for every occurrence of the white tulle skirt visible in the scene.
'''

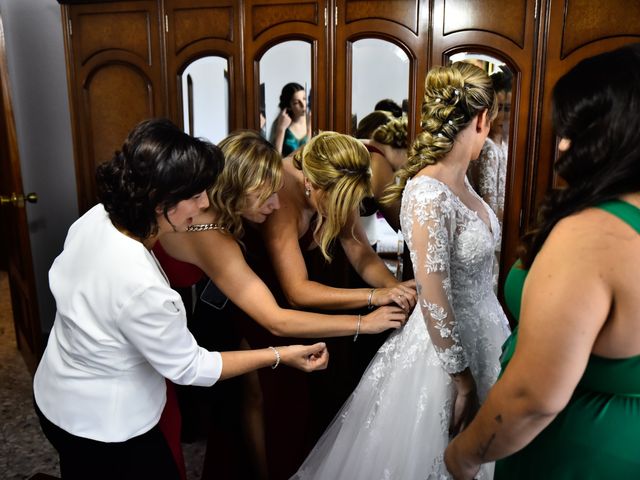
[291,302,506,480]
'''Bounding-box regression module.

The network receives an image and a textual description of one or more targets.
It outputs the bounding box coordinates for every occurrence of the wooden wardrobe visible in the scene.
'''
[57,0,640,296]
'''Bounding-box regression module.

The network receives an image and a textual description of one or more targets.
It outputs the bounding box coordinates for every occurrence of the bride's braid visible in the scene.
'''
[380,62,497,205]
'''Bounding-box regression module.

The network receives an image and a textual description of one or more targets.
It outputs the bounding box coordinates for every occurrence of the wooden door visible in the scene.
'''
[163,0,244,133]
[333,0,430,138]
[0,13,41,374]
[430,0,540,295]
[531,0,640,215]
[62,0,166,213]
[243,0,331,134]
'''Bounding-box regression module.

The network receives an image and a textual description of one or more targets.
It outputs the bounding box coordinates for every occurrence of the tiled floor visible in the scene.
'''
[0,271,59,479]
[0,271,206,479]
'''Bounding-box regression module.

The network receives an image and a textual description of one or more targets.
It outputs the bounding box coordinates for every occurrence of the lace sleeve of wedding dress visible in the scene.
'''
[409,186,468,374]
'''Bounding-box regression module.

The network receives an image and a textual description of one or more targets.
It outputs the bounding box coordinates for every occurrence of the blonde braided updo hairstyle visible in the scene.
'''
[381,62,497,204]
[293,131,373,261]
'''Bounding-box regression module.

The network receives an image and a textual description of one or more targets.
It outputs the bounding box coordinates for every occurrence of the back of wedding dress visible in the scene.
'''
[292,176,509,480]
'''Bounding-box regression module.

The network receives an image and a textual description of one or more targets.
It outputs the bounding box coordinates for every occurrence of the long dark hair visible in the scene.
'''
[520,43,640,267]
[96,118,223,239]
[278,82,305,116]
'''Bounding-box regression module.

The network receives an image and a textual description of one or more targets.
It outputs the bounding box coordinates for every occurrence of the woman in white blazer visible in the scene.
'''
[32,118,328,480]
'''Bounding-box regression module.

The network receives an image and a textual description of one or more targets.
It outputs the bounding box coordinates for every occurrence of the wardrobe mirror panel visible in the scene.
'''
[259,40,312,153]
[351,38,410,138]
[181,56,230,144]
[450,52,514,291]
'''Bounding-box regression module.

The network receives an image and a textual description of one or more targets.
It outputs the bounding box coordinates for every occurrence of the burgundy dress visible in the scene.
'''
[153,242,207,480]
[224,221,387,480]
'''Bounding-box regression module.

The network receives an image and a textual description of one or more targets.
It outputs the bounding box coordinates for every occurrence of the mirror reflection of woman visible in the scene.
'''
[272,82,312,156]
[467,69,513,225]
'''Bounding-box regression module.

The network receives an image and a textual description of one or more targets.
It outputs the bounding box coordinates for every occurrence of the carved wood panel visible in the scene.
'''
[531,0,640,220]
[64,1,165,213]
[442,0,527,48]
[344,0,419,34]
[561,0,640,58]
[251,1,320,39]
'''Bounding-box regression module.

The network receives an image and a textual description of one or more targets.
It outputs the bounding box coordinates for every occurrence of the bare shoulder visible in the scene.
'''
[551,206,638,247]
[538,206,639,277]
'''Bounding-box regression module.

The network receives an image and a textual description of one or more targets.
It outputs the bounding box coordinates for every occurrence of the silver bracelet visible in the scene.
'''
[268,346,280,369]
[367,288,376,309]
[353,314,362,342]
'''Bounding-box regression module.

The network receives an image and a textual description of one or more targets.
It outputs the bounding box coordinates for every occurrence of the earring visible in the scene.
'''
[305,187,311,198]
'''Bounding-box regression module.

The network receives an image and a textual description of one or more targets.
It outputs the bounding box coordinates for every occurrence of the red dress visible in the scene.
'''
[153,242,206,480]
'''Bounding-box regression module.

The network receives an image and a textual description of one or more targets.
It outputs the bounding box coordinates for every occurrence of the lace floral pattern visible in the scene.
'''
[467,137,507,224]
[292,175,510,480]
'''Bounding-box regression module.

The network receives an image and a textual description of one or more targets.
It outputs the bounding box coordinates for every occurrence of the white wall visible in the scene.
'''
[352,39,410,124]
[182,56,230,144]
[0,0,77,333]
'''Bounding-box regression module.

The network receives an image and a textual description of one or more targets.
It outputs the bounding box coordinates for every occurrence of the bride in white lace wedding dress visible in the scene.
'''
[292,62,511,480]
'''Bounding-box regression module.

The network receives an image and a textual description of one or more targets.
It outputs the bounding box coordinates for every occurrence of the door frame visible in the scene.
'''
[0,11,42,374]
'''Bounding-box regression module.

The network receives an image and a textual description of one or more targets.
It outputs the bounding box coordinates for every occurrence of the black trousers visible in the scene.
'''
[35,400,180,480]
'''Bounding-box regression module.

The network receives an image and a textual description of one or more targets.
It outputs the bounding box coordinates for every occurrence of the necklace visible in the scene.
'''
[186,223,227,232]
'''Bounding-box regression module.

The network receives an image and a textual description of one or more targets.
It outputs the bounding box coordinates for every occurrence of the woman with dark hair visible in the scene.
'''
[272,82,311,156]
[445,44,640,479]
[292,63,509,479]
[32,118,328,480]
[355,109,392,140]
[374,98,403,118]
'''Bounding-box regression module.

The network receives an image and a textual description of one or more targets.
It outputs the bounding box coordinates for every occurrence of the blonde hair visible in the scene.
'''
[372,115,409,149]
[209,130,282,239]
[293,131,372,261]
[381,62,497,204]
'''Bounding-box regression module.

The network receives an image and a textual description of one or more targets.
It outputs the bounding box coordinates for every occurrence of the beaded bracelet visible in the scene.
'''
[353,314,362,342]
[367,288,376,309]
[268,346,281,369]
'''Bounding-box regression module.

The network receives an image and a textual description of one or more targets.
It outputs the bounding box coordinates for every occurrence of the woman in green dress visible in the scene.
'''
[444,43,640,479]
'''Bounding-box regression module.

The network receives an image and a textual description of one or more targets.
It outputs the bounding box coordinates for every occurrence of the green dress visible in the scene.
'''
[282,127,308,156]
[495,200,640,479]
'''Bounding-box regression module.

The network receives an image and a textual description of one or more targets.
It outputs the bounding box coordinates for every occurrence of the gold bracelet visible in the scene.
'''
[268,346,280,369]
[367,288,376,309]
[353,314,362,342]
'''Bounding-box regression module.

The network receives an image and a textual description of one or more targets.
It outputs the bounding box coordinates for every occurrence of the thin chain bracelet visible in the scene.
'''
[353,314,362,342]
[268,346,281,369]
[367,288,376,309]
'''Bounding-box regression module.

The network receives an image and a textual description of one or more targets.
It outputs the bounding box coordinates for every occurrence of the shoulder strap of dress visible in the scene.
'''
[597,200,640,234]
[365,143,384,156]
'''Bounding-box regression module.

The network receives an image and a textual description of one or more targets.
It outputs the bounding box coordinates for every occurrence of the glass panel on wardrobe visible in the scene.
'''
[351,38,410,138]
[181,56,229,144]
[351,39,410,277]
[258,40,311,154]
